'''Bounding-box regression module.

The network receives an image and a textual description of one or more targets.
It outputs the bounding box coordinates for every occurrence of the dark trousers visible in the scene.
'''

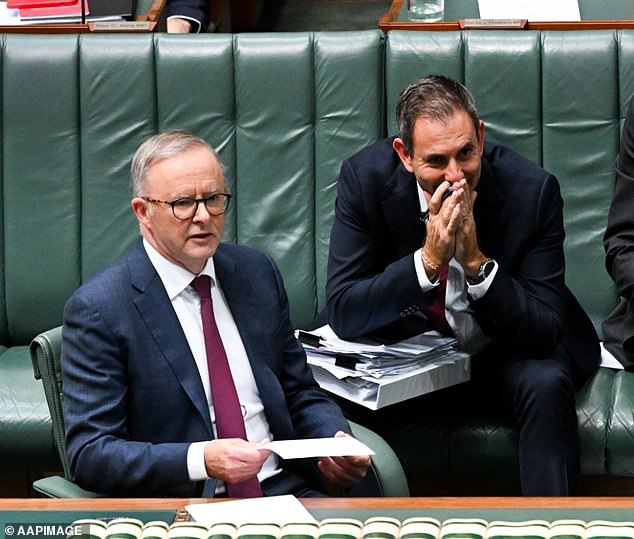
[262,466,382,498]
[261,469,327,497]
[339,344,580,496]
[472,349,580,495]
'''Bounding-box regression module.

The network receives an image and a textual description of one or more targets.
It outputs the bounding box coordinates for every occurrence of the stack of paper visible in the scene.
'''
[6,0,91,22]
[3,0,132,23]
[186,495,318,527]
[298,325,470,410]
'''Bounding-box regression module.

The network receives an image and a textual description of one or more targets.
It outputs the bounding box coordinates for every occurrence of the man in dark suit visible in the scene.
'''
[326,75,600,495]
[603,96,634,371]
[62,129,370,497]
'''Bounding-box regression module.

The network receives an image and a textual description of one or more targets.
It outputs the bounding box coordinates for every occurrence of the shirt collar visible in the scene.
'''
[417,182,429,215]
[143,238,217,300]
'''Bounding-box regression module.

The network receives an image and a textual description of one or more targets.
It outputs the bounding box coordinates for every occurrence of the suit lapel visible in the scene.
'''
[128,241,213,436]
[382,166,426,257]
[474,157,508,261]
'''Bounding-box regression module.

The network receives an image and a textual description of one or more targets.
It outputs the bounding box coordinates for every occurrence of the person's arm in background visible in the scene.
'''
[166,0,208,32]
[605,96,634,302]
[603,96,634,363]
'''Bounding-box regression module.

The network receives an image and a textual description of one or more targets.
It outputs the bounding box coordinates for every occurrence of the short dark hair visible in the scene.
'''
[395,75,480,154]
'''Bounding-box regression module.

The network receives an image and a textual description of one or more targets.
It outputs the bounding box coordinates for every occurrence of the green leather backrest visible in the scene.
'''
[386,30,624,334]
[1,30,631,347]
[0,31,384,345]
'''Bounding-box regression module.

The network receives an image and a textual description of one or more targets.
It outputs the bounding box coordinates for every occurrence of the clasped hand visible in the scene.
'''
[423,179,482,273]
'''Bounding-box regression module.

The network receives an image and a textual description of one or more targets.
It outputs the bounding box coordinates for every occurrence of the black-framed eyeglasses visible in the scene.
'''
[142,193,232,220]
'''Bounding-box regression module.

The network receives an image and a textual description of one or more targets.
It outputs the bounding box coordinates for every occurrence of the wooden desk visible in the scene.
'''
[379,0,634,32]
[3,497,634,511]
[0,0,165,33]
[5,497,634,537]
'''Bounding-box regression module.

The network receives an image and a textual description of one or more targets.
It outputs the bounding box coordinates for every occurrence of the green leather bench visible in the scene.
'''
[0,29,631,496]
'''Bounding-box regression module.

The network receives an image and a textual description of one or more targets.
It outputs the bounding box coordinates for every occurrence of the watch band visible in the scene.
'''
[466,258,496,285]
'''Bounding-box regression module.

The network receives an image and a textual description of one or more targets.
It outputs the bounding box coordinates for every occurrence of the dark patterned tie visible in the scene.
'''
[423,265,453,336]
[190,275,263,498]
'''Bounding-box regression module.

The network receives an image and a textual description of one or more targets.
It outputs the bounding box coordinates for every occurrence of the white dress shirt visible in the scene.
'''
[143,239,281,488]
[412,185,494,354]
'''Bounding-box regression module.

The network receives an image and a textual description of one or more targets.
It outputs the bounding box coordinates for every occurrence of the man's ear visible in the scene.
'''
[477,120,485,155]
[131,197,151,226]
[392,137,415,173]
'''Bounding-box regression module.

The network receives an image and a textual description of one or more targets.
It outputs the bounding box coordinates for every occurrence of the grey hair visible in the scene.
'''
[130,129,224,196]
[395,75,480,155]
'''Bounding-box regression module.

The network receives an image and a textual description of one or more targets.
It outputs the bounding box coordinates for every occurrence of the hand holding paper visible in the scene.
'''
[261,434,374,459]
[260,432,374,496]
[204,438,271,486]
[317,432,373,494]
[258,433,373,494]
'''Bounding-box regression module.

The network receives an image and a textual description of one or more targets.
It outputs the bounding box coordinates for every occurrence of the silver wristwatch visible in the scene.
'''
[466,258,496,285]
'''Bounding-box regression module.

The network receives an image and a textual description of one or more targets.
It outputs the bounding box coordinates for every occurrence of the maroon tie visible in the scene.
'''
[423,265,453,336]
[190,275,263,498]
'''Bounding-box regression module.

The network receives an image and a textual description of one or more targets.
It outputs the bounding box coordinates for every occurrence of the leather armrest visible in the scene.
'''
[349,420,410,496]
[33,476,104,499]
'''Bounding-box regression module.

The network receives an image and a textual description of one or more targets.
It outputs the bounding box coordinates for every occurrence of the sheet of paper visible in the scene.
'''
[262,437,374,459]
[306,353,367,380]
[310,351,471,410]
[0,2,22,24]
[186,495,318,526]
[298,324,457,357]
[478,0,580,21]
[600,343,624,370]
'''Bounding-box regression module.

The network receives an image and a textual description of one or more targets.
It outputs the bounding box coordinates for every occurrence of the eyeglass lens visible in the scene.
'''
[172,194,229,219]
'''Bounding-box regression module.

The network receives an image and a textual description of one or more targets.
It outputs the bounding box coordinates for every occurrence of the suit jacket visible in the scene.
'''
[603,97,634,370]
[326,137,599,386]
[62,239,350,497]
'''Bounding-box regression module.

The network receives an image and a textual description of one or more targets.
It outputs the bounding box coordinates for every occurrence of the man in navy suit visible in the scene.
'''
[326,75,600,495]
[62,129,370,497]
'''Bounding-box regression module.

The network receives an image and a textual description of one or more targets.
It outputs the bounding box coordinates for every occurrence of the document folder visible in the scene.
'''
[299,325,471,410]
[309,353,470,409]
[16,0,88,19]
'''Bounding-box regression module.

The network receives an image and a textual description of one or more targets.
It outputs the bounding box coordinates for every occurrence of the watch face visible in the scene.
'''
[467,259,494,285]
[481,259,495,278]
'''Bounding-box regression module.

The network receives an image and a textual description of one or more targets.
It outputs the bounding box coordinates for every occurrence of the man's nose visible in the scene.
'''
[445,159,464,182]
[192,200,212,221]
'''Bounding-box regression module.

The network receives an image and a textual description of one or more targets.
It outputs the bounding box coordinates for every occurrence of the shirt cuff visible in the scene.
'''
[414,249,438,289]
[466,260,499,300]
[167,15,202,32]
[187,441,209,481]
